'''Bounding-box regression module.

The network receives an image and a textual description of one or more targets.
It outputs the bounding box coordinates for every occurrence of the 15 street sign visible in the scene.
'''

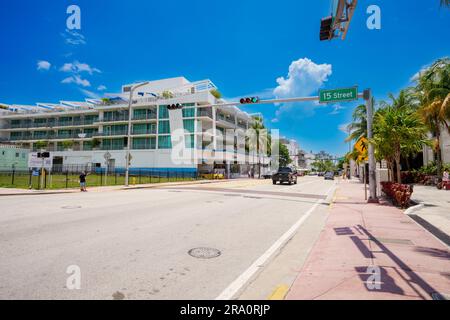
[319,87,358,103]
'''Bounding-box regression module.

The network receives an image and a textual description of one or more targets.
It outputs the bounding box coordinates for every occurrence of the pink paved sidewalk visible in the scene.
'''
[287,179,450,300]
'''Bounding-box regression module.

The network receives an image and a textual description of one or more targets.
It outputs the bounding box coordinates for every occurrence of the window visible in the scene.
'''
[132,137,156,149]
[158,136,172,149]
[182,107,196,118]
[159,105,169,119]
[16,152,19,157]
[102,138,124,150]
[183,119,195,133]
[185,134,195,148]
[158,120,170,134]
[133,109,147,120]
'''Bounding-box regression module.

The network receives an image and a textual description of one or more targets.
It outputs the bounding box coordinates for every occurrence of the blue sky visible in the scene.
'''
[0,0,449,156]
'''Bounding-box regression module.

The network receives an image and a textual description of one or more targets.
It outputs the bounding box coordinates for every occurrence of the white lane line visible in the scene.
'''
[215,183,337,300]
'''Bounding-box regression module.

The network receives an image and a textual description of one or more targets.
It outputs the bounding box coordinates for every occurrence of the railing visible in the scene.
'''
[95,131,128,137]
[197,108,213,118]
[132,115,157,121]
[101,116,129,122]
[10,133,96,140]
[132,129,157,135]
[217,113,236,124]
[6,119,99,129]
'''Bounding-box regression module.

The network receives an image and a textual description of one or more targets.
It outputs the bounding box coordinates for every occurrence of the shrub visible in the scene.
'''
[381,181,413,208]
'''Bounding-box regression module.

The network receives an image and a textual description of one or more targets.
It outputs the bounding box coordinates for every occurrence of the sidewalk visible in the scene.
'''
[286,179,450,300]
[0,179,232,196]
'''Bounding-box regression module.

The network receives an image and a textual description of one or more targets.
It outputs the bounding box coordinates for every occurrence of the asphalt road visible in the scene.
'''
[0,176,336,300]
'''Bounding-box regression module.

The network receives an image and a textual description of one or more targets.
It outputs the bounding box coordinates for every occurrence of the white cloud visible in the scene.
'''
[37,60,51,71]
[61,75,91,87]
[60,61,101,75]
[271,58,332,122]
[61,29,86,46]
[274,58,332,98]
[97,85,107,91]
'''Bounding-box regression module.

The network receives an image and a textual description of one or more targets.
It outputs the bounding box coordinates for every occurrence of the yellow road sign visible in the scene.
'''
[355,137,368,162]
[354,137,368,154]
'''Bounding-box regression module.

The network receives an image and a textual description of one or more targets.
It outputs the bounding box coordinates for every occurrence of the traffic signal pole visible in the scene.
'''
[364,89,379,203]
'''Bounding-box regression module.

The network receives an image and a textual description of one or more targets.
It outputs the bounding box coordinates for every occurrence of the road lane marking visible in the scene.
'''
[215,183,337,300]
[268,285,289,300]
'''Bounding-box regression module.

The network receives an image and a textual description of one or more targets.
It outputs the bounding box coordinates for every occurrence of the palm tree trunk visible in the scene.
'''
[395,151,402,184]
[436,128,443,178]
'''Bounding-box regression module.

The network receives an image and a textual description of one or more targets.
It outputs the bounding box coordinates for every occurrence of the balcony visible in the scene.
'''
[197,108,213,119]
[100,115,129,123]
[132,113,157,121]
[94,130,128,137]
[6,119,98,129]
[217,113,236,125]
[132,129,157,135]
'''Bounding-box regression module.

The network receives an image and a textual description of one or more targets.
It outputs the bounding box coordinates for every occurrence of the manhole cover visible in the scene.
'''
[188,247,221,259]
[61,206,82,209]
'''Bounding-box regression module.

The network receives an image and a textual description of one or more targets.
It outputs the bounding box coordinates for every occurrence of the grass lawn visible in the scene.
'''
[0,172,198,190]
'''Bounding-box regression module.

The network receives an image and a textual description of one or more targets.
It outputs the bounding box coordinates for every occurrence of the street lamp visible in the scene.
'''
[124,81,149,186]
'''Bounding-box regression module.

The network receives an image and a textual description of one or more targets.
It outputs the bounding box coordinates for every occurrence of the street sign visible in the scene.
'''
[319,86,358,104]
[355,137,368,162]
[28,152,53,169]
[354,137,368,154]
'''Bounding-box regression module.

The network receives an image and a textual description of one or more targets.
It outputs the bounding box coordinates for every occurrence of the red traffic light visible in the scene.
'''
[168,103,183,110]
[240,97,260,104]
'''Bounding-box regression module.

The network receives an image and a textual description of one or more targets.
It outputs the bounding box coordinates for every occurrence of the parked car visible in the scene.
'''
[272,167,298,185]
[324,171,335,180]
[318,172,325,177]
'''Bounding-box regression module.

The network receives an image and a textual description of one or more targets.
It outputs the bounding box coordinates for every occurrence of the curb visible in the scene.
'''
[404,202,425,215]
[0,179,239,197]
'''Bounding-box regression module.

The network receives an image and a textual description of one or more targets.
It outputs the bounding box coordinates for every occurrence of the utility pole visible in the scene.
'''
[124,81,149,186]
[364,89,379,203]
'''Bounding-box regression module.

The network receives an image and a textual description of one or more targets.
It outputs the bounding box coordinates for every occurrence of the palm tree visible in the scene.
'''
[249,116,268,178]
[373,103,429,183]
[414,58,450,177]
[345,103,368,142]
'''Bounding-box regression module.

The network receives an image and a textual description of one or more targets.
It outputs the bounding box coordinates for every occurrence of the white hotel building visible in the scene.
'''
[0,77,270,177]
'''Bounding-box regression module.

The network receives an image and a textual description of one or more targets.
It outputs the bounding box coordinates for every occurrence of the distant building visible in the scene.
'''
[423,125,450,166]
[0,144,29,171]
[280,138,300,167]
[304,151,316,171]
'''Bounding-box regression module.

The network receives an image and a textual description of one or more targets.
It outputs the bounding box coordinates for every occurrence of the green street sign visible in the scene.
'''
[319,87,358,103]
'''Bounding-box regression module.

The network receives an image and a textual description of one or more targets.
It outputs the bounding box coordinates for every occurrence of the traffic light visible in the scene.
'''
[168,103,183,110]
[320,16,334,41]
[239,97,260,104]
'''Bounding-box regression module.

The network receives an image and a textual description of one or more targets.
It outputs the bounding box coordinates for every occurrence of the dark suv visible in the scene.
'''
[272,167,297,185]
